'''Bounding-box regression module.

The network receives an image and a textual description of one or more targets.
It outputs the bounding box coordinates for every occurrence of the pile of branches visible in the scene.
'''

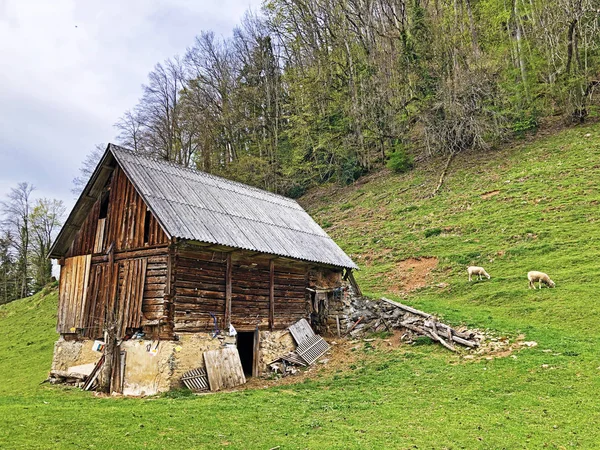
[342,295,481,351]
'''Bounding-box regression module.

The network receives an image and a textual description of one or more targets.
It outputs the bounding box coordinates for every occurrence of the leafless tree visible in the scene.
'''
[30,198,65,290]
[72,144,105,196]
[114,110,144,153]
[1,183,35,298]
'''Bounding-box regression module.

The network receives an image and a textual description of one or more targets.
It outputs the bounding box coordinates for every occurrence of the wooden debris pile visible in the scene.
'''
[336,288,481,351]
[269,319,330,376]
[378,298,480,351]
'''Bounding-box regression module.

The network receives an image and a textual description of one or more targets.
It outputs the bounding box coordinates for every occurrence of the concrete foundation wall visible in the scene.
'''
[52,330,290,395]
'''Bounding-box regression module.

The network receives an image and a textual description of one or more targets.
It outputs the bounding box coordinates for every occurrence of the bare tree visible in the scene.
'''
[72,144,105,196]
[114,110,144,153]
[1,183,35,298]
[30,199,65,290]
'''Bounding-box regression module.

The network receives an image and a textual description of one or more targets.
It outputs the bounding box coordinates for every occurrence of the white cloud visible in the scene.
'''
[0,0,261,208]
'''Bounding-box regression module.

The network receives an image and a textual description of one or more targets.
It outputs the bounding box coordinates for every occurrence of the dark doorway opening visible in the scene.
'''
[236,331,255,376]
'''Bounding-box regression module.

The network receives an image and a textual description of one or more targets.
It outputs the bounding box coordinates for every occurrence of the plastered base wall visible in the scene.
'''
[52,330,296,395]
[51,339,100,372]
[51,332,253,396]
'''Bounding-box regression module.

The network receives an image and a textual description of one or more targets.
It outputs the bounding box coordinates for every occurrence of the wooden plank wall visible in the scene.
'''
[172,246,311,332]
[67,166,168,257]
[57,254,92,334]
[173,249,227,332]
[231,254,271,329]
[60,251,169,339]
[273,263,309,328]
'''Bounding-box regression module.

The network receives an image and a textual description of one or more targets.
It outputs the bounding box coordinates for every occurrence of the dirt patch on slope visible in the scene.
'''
[481,190,500,199]
[385,257,439,294]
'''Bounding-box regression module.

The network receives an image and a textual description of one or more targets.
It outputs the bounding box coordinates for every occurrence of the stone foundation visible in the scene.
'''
[258,330,296,373]
[51,329,296,395]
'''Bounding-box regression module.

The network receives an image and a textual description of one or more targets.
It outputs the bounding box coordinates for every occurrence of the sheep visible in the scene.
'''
[467,266,491,281]
[528,271,555,289]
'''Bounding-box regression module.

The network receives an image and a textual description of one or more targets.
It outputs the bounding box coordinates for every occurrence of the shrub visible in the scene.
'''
[413,336,434,346]
[387,148,414,173]
[424,227,442,238]
[512,115,539,136]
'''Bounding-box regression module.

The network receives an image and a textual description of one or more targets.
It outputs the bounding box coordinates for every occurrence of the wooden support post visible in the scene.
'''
[269,259,275,331]
[224,252,232,328]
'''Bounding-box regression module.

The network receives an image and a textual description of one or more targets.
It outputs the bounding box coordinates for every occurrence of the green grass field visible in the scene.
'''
[2,123,600,449]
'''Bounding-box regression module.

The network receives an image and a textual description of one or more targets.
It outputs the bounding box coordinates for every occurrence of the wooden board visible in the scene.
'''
[288,318,315,345]
[295,335,330,365]
[57,254,92,333]
[203,347,246,391]
[181,368,209,391]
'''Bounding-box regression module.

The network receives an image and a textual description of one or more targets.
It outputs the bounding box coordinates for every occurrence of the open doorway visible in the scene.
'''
[236,331,255,376]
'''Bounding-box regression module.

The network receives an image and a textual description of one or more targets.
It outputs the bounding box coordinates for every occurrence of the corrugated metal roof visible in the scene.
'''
[110,145,357,269]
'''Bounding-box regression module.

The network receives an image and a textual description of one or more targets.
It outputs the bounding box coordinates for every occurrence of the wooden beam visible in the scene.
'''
[269,259,275,331]
[224,252,232,328]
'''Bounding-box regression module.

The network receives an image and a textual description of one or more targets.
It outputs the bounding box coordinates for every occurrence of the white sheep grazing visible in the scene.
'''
[467,266,491,281]
[528,271,555,289]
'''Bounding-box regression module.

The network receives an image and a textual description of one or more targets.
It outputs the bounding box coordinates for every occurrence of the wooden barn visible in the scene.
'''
[49,144,357,395]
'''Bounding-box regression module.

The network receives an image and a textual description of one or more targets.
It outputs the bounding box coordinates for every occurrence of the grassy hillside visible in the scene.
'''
[2,123,600,449]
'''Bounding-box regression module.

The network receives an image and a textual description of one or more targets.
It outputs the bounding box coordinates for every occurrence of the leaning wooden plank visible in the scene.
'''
[288,318,315,345]
[380,297,433,319]
[82,355,105,391]
[203,347,246,392]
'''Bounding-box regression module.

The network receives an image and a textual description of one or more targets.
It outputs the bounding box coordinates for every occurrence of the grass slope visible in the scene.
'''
[2,124,600,449]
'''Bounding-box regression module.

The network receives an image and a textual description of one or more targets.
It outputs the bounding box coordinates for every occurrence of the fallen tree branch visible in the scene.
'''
[380,297,432,319]
[401,321,457,352]
[379,297,480,350]
[430,151,455,198]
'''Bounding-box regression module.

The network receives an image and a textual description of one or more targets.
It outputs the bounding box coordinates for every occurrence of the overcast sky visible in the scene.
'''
[0,0,261,210]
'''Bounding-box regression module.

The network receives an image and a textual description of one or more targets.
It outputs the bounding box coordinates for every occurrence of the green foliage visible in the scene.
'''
[386,147,414,173]
[108,0,600,194]
[511,115,539,135]
[412,336,434,346]
[424,227,442,238]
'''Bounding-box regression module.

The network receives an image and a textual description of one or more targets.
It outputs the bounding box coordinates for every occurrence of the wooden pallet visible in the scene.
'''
[181,368,209,392]
[295,335,330,365]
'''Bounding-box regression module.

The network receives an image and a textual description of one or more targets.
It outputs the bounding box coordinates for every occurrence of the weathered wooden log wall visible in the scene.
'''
[67,166,168,258]
[173,249,227,333]
[57,165,172,339]
[171,246,313,332]
[57,254,92,334]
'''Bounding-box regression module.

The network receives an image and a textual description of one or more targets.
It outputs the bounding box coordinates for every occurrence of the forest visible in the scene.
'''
[102,0,600,196]
[3,0,600,304]
[0,183,64,304]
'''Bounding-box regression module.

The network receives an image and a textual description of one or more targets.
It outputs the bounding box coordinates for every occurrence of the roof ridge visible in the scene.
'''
[109,144,299,205]
[144,193,330,239]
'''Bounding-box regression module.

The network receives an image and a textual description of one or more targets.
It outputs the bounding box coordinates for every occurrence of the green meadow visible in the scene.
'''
[2,123,600,449]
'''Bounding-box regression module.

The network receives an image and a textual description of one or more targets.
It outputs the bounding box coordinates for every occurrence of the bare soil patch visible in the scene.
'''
[385,257,439,294]
[481,190,500,199]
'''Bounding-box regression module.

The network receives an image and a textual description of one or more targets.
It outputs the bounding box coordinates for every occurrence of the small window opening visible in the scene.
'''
[99,192,110,219]
[236,331,255,376]
[143,209,151,244]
